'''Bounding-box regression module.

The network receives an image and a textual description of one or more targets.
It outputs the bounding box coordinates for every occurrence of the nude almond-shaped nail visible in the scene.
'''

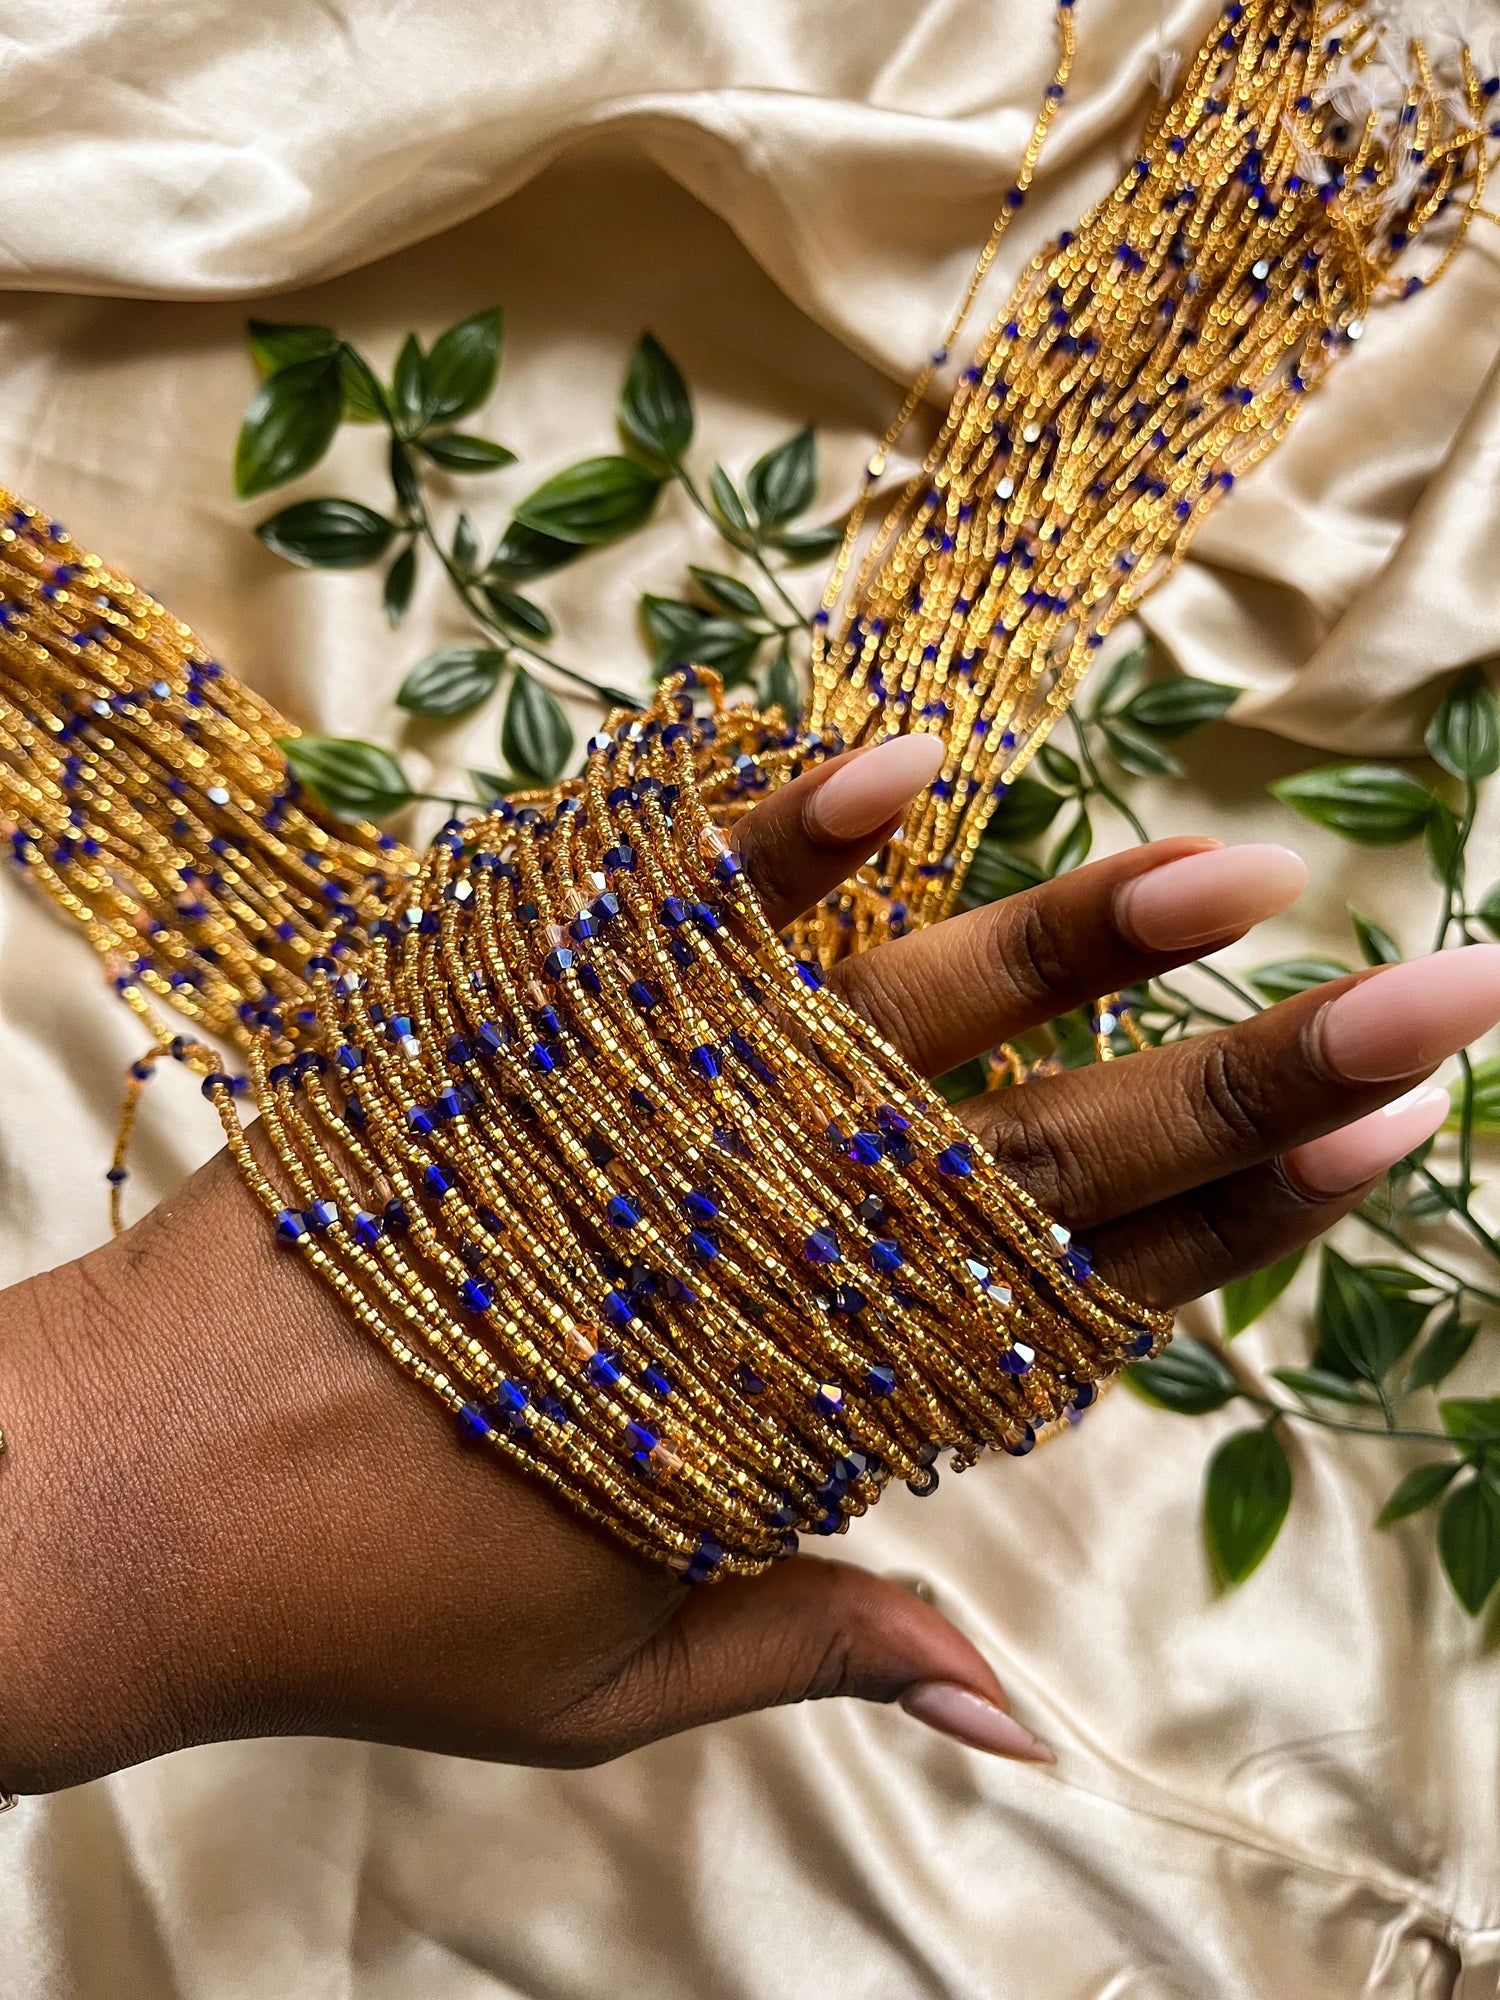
[1317,946,1500,1083]
[1114,843,1307,951]
[805,735,947,844]
[899,1681,1055,1764]
[1284,1083,1451,1198]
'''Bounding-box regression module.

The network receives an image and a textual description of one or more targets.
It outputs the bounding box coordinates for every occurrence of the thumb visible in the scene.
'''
[578,1555,1054,1765]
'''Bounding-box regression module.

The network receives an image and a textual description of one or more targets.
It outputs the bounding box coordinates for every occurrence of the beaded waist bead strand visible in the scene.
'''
[0,0,1491,1579]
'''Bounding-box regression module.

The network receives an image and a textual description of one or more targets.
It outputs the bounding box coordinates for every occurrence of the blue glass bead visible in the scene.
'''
[794,959,823,990]
[603,843,635,872]
[406,1105,436,1136]
[627,1421,660,1462]
[687,1228,718,1262]
[606,1194,641,1230]
[529,1043,556,1074]
[275,1208,308,1243]
[689,1044,721,1081]
[641,1365,674,1400]
[1072,1382,1098,1411]
[476,1021,508,1055]
[382,1199,410,1235]
[848,1130,884,1166]
[457,1403,491,1439]
[733,1362,767,1397]
[628,981,658,1012]
[447,1033,473,1065]
[660,895,689,928]
[306,1199,338,1234]
[936,1143,974,1178]
[105,1166,129,1186]
[869,1238,904,1275]
[812,1381,845,1417]
[1126,1331,1154,1358]
[712,850,742,885]
[682,1535,724,1584]
[423,1165,453,1197]
[461,1277,494,1315]
[804,1229,839,1265]
[832,1285,868,1316]
[436,1089,464,1122]
[491,1379,527,1417]
[352,1209,384,1248]
[865,1363,897,1399]
[543,947,575,979]
[1004,1425,1037,1458]
[388,1014,413,1041]
[602,1289,633,1328]
[683,1188,718,1224]
[586,1349,622,1389]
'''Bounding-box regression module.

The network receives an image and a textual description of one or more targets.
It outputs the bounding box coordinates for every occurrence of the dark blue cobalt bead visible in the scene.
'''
[847,1130,884,1166]
[602,1289,634,1328]
[492,1379,528,1418]
[603,843,636,872]
[936,1143,974,1178]
[683,1187,718,1224]
[105,1166,129,1186]
[682,1535,724,1585]
[305,1200,338,1233]
[627,1421,660,1462]
[812,1381,845,1418]
[406,1105,436,1137]
[1125,1330,1154,1358]
[812,1510,842,1536]
[529,1043,556,1074]
[668,937,694,968]
[865,1363,897,1399]
[267,1061,297,1088]
[534,1005,562,1038]
[688,1044,721,1081]
[687,1229,719,1262]
[641,1365,674,1400]
[630,1088,656,1117]
[476,1020,508,1055]
[771,1499,799,1529]
[543,947,575,979]
[457,1404,491,1439]
[733,1362,767,1397]
[661,895,689,928]
[352,1209,384,1248]
[869,1238,904,1275]
[461,1277,494,1314]
[436,1088,465,1122]
[1072,1382,1098,1411]
[606,1194,641,1229]
[586,1349,622,1389]
[804,1229,839,1265]
[275,1208,308,1243]
[628,980,658,1013]
[712,850,743,885]
[423,1165,453,1198]
[1004,1425,1037,1458]
[447,1033,473,1065]
[832,1285,868,1316]
[794,959,823,990]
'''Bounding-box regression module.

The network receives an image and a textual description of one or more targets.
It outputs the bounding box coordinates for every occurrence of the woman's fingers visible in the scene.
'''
[831,840,1306,1077]
[957,947,1500,1235]
[1086,1085,1452,1309]
[730,735,945,931]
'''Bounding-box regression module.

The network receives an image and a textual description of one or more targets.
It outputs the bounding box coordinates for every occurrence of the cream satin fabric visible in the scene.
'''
[2,3,1499,1996]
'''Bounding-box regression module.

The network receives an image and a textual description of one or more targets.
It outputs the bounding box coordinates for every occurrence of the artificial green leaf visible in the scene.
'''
[1425,801,1463,883]
[278,734,410,820]
[641,595,761,684]
[1204,1425,1292,1585]
[1438,1474,1500,1614]
[1121,676,1241,737]
[423,308,502,425]
[393,333,429,436]
[470,768,522,802]
[1271,763,1435,845]
[451,512,481,577]
[1101,716,1185,779]
[618,332,694,469]
[1349,905,1402,965]
[1425,663,1500,781]
[1038,742,1081,789]
[382,542,417,627]
[960,842,1046,907]
[396,645,507,718]
[255,497,396,569]
[1452,1052,1500,1138]
[502,670,575,784]
[480,582,554,642]
[746,427,816,529]
[418,433,517,473]
[989,776,1064,844]
[486,519,586,581]
[1047,808,1093,876]
[1125,1333,1239,1414]
[1439,1397,1500,1457]
[337,343,387,423]
[1376,1460,1460,1527]
[234,355,343,499]
[1405,1303,1479,1394]
[1089,640,1151,717]
[513,456,663,545]
[1269,1366,1380,1410]
[248,319,338,376]
[1475,880,1500,942]
[388,437,421,516]
[1357,1263,1440,1296]
[709,463,753,539]
[769,522,845,564]
[1316,1247,1428,1383]
[1247,956,1351,1003]
[760,640,802,722]
[933,1057,989,1105]
[1221,1246,1304,1338]
[689,566,764,619]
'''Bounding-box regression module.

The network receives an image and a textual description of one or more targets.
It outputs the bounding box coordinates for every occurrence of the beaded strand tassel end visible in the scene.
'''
[0,0,1492,1578]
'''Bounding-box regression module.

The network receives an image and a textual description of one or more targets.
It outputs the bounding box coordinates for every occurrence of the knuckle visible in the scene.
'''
[982,1088,1070,1213]
[1196,1036,1279,1153]
[996,897,1078,1011]
[736,821,799,916]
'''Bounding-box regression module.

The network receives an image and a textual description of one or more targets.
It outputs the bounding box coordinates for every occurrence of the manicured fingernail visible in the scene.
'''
[899,1682,1055,1764]
[1317,946,1500,1083]
[805,735,947,844]
[1114,843,1307,951]
[1284,1083,1451,1197]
